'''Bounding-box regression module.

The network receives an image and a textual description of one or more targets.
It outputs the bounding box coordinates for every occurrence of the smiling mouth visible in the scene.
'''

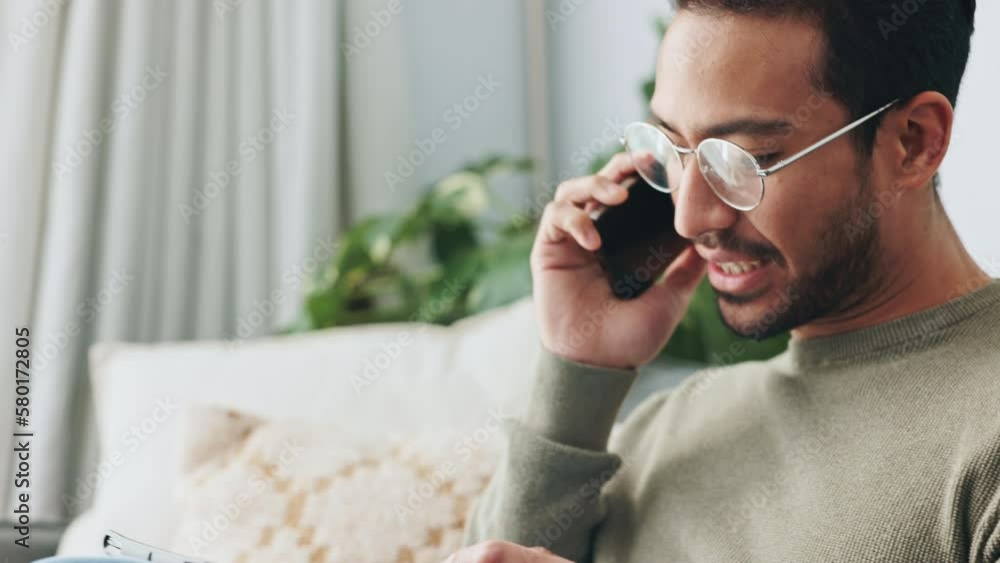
[714,259,769,275]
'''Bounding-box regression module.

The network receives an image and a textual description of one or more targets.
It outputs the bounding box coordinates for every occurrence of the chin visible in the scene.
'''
[715,284,799,341]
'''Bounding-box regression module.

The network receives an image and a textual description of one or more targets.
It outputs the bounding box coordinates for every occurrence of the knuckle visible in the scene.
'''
[540,201,560,223]
[554,179,576,198]
[569,209,591,231]
[585,174,606,189]
[601,152,630,172]
[529,244,541,266]
[611,151,631,166]
[475,540,511,563]
[599,152,634,178]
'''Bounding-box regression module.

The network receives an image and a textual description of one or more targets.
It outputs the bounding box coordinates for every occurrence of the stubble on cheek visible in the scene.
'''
[714,169,878,339]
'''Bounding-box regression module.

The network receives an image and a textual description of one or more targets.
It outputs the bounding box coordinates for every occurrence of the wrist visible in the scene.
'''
[524,346,640,451]
[540,342,639,372]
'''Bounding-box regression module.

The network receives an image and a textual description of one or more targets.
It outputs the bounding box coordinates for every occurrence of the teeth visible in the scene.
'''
[716,261,763,275]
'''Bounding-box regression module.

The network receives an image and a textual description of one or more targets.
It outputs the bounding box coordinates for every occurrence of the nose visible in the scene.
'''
[672,157,741,240]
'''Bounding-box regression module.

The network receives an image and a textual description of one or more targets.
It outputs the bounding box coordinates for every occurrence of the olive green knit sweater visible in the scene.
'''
[465,281,1000,562]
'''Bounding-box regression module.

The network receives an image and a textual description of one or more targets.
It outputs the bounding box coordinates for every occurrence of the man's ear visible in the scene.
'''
[887,91,954,193]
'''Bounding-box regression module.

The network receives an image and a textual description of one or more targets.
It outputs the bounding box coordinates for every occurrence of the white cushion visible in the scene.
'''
[57,298,539,556]
[168,406,500,563]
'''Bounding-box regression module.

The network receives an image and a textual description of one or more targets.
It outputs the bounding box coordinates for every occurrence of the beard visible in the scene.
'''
[713,167,886,341]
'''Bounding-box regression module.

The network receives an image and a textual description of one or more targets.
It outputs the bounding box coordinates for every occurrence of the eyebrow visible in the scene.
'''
[652,114,796,143]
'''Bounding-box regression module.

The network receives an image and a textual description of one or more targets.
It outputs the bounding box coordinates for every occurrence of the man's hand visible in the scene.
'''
[531,152,707,370]
[443,541,574,563]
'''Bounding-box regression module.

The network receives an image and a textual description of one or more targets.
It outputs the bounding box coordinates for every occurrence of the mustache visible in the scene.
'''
[694,231,786,267]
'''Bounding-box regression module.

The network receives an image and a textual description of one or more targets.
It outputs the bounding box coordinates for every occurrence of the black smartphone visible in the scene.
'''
[593,174,691,300]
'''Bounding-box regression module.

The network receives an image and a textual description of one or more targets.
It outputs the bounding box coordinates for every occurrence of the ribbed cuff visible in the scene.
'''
[523,347,639,451]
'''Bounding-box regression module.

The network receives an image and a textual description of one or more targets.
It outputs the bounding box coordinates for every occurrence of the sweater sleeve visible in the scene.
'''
[972,484,1000,562]
[462,347,640,563]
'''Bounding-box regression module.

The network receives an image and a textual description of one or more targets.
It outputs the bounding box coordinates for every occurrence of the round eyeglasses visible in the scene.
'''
[621,99,899,211]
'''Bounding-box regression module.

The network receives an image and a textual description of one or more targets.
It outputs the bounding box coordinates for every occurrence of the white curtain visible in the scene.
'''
[2,0,352,522]
[2,0,541,524]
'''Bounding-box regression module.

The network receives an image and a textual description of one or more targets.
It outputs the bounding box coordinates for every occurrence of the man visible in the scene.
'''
[449,0,999,561]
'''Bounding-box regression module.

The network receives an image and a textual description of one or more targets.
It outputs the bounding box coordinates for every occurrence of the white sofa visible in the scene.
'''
[57,297,698,557]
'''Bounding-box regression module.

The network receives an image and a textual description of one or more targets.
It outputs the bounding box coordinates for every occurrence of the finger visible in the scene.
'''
[525,546,574,563]
[444,541,542,563]
[662,244,707,292]
[583,200,604,216]
[597,152,638,183]
[526,546,560,559]
[539,201,602,251]
[639,245,706,306]
[554,175,628,207]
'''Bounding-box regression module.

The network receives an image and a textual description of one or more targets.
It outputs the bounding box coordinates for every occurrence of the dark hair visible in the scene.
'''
[672,0,976,155]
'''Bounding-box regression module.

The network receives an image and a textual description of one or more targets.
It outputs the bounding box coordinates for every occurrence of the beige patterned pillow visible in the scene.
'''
[169,406,502,563]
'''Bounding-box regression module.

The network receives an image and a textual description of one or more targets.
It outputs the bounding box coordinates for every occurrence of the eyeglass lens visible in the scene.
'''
[624,123,764,210]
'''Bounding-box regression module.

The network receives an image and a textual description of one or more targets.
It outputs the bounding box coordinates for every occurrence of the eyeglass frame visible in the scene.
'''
[620,98,900,211]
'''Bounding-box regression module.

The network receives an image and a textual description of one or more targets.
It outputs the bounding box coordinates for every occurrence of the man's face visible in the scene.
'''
[652,11,886,339]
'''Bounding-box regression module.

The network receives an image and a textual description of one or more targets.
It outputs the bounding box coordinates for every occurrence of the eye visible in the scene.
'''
[753,153,779,166]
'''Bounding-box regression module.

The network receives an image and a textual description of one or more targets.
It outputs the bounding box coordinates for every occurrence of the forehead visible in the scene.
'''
[653,11,827,132]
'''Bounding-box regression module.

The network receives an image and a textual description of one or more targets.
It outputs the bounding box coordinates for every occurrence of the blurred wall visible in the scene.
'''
[344,0,536,218]
[544,0,667,183]
[939,0,1000,273]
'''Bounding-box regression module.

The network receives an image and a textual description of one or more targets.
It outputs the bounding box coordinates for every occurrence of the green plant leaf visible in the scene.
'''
[465,231,535,314]
[642,77,656,103]
[431,220,480,268]
[432,172,490,221]
[464,155,534,176]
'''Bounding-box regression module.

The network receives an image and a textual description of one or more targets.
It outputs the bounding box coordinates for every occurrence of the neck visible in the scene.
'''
[792,204,991,341]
